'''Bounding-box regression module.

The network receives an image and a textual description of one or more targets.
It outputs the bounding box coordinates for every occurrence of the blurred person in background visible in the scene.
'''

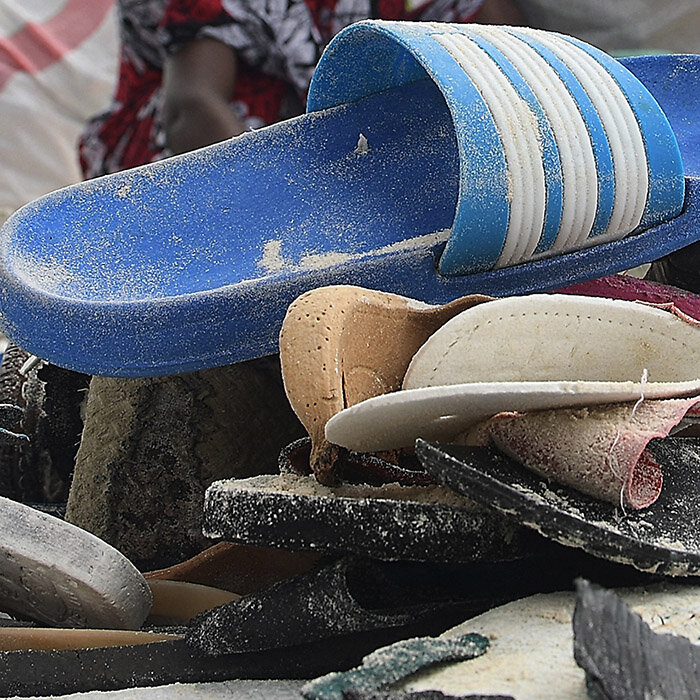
[80,0,525,177]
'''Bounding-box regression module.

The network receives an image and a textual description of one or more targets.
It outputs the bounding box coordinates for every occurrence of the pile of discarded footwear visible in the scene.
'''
[3,275,700,697]
[0,19,700,700]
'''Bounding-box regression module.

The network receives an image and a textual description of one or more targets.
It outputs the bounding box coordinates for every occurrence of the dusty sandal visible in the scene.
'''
[416,437,700,576]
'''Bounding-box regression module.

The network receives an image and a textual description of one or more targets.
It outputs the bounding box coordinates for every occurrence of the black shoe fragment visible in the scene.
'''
[573,579,700,700]
[187,557,480,657]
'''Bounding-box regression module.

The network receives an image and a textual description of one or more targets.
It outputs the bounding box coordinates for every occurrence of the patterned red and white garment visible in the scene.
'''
[79,0,485,178]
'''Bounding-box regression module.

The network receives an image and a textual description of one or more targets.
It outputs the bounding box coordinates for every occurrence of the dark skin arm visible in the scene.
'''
[162,37,247,155]
[160,5,526,156]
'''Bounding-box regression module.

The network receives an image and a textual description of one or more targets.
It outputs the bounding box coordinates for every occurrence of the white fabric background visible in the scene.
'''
[0,0,118,218]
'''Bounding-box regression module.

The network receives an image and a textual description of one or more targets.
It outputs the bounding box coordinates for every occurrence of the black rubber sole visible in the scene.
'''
[416,437,700,576]
[203,471,542,563]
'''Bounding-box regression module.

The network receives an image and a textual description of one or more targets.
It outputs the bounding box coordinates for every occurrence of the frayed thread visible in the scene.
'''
[607,368,648,514]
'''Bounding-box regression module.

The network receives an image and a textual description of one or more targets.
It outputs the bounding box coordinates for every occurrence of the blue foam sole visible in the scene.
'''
[0,53,697,376]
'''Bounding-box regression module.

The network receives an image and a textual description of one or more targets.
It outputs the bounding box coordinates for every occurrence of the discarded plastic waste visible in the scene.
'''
[0,23,695,376]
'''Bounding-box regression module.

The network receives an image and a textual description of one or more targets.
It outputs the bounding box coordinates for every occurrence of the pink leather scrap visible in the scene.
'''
[477,397,700,510]
[554,275,700,321]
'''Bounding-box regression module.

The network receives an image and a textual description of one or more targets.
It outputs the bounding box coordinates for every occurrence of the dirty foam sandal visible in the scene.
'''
[416,437,700,576]
[203,438,539,564]
[5,558,477,697]
[187,557,487,657]
[0,23,693,376]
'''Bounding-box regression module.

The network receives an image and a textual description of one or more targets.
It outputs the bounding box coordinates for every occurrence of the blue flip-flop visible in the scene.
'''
[0,21,695,377]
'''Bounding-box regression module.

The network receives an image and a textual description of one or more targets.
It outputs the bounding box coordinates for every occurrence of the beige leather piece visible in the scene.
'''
[279,285,491,479]
[326,294,700,453]
[0,627,180,652]
[144,542,320,596]
[146,580,240,625]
